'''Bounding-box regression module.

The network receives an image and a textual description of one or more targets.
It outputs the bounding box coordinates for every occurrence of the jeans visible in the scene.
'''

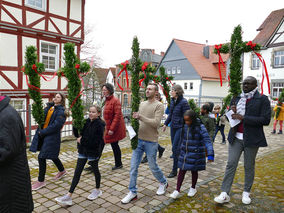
[129,139,167,194]
[213,124,226,142]
[170,127,182,173]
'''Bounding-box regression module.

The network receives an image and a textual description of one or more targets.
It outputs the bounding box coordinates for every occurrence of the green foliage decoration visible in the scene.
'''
[61,42,90,132]
[130,37,142,150]
[214,25,262,121]
[139,64,156,99]
[23,46,45,127]
[159,66,174,108]
[188,99,200,115]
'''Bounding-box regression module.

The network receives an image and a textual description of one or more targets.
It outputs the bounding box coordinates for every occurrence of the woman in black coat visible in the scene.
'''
[0,96,34,213]
[30,93,67,190]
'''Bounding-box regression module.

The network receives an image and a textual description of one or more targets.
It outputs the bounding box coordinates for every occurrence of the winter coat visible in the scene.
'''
[228,90,271,147]
[273,104,284,121]
[0,96,34,213]
[164,96,190,129]
[30,103,66,159]
[73,118,105,158]
[200,114,216,141]
[178,120,214,171]
[103,95,126,143]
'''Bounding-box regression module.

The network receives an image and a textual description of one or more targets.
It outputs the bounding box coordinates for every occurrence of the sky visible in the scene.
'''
[84,0,284,68]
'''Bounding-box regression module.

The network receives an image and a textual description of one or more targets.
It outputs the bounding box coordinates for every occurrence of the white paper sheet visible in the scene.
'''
[225,110,241,128]
[126,125,136,139]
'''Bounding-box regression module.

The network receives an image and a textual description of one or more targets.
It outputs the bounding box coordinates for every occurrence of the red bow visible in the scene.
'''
[139,62,148,87]
[215,44,225,87]
[75,64,80,69]
[246,41,270,95]
[32,64,37,70]
[166,77,173,86]
[117,60,129,91]
[31,64,57,82]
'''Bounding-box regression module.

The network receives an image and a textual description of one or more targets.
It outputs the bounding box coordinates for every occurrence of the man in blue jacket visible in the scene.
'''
[214,76,271,205]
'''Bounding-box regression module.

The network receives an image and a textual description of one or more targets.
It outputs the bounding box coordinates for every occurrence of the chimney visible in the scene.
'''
[160,51,165,57]
[152,49,155,54]
[203,40,209,59]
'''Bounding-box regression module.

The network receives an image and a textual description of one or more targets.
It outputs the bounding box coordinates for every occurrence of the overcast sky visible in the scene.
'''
[85,0,284,68]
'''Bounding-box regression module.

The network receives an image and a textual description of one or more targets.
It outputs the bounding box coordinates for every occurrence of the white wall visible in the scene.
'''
[49,0,67,17]
[0,33,17,66]
[202,80,229,97]
[70,0,81,21]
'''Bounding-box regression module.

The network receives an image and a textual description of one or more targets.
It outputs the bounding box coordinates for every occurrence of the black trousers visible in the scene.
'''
[110,141,122,167]
[38,157,64,182]
[69,158,101,193]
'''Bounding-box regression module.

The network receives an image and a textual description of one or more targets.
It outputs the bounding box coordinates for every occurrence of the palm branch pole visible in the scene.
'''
[60,42,90,132]
[214,25,263,122]
[22,46,45,128]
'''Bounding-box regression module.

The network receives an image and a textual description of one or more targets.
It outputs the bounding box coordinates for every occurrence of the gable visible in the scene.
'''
[267,18,284,47]
[158,40,200,80]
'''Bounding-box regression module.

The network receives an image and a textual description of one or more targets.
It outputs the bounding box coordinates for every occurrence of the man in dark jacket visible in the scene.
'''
[0,96,34,213]
[214,76,271,205]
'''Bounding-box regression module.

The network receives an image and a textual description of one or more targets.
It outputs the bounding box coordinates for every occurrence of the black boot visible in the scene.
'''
[271,129,276,134]
[278,130,283,134]
[158,147,165,158]
[141,155,148,163]
[168,171,177,178]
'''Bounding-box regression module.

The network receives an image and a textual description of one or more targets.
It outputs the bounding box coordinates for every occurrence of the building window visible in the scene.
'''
[167,68,171,75]
[184,82,187,90]
[172,67,176,74]
[190,82,193,90]
[10,100,26,125]
[40,41,59,71]
[177,66,181,74]
[252,54,260,69]
[274,51,284,67]
[123,79,126,87]
[123,94,128,107]
[26,0,45,11]
[272,82,284,98]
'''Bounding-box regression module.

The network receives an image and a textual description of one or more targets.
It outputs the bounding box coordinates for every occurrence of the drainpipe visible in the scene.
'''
[198,79,202,107]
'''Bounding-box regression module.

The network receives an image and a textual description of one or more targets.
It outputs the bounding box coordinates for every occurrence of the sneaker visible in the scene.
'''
[32,181,46,191]
[121,191,137,204]
[156,182,168,195]
[84,166,93,171]
[214,192,230,204]
[54,170,67,180]
[87,189,102,200]
[170,190,180,199]
[158,147,165,158]
[55,194,72,206]
[242,191,251,204]
[141,156,148,164]
[187,187,197,197]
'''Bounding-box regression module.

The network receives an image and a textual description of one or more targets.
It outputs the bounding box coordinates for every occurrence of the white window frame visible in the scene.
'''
[10,99,26,126]
[40,41,59,72]
[272,82,284,98]
[172,67,176,75]
[184,82,187,90]
[25,0,46,11]
[177,66,181,74]
[251,54,260,69]
[167,68,171,75]
[274,50,284,67]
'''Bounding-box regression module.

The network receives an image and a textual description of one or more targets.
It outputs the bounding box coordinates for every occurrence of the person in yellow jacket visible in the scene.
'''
[271,103,284,134]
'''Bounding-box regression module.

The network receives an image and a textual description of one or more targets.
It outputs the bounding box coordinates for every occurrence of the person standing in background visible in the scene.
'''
[212,105,227,144]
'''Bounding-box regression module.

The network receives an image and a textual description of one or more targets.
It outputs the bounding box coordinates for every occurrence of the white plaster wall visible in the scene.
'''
[26,11,44,26]
[61,77,68,89]
[50,17,67,35]
[2,71,18,88]
[202,81,229,97]
[1,5,22,24]
[69,22,80,35]
[172,79,201,97]
[22,36,37,64]
[0,33,17,66]
[41,76,58,90]
[49,0,67,17]
[5,0,21,5]
[70,0,81,21]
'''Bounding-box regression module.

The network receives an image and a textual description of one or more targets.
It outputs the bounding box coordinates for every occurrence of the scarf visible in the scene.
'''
[237,88,257,116]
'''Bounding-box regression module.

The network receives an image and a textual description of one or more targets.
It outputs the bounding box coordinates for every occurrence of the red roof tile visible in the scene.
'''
[253,8,284,46]
[174,39,228,81]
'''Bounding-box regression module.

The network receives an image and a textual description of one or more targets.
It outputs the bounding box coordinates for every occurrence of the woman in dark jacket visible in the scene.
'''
[162,84,190,178]
[30,93,67,190]
[55,105,105,205]
[102,83,126,170]
[0,96,34,213]
[170,109,214,199]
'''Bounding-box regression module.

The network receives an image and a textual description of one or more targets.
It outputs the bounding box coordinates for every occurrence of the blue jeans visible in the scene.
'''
[213,124,225,142]
[129,139,167,194]
[170,127,182,173]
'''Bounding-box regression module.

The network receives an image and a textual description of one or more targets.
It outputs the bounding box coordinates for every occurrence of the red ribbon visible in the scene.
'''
[70,64,86,109]
[166,77,173,86]
[31,64,57,82]
[215,44,225,87]
[246,41,270,95]
[139,62,148,88]
[117,60,129,91]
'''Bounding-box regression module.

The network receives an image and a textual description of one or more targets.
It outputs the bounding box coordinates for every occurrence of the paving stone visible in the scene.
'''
[129,206,147,213]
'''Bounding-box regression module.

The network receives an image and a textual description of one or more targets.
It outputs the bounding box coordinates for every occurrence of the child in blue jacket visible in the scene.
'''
[170,109,214,199]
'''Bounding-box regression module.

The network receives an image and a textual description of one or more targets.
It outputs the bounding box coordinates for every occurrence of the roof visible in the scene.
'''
[253,8,284,46]
[173,39,229,81]
[109,67,116,77]
[93,68,108,86]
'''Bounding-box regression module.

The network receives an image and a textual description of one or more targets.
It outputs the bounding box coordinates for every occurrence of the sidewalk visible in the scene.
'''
[28,125,284,213]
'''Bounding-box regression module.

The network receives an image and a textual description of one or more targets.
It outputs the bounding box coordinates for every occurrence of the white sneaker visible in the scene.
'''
[55,194,72,206]
[187,187,197,197]
[242,191,251,204]
[121,191,137,204]
[214,192,230,204]
[156,182,168,195]
[87,189,102,200]
[170,190,180,199]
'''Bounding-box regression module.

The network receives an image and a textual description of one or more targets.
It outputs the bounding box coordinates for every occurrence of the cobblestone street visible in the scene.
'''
[28,125,284,213]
